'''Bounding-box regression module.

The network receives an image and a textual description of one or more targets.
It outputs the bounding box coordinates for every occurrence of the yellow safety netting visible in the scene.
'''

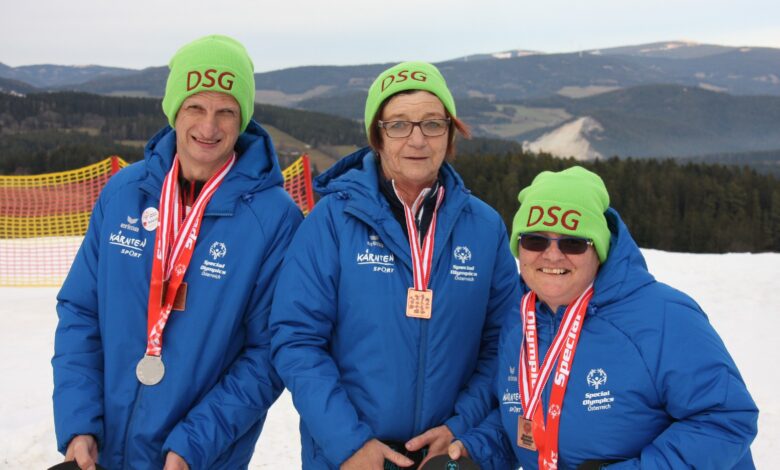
[1,157,126,287]
[1,154,314,287]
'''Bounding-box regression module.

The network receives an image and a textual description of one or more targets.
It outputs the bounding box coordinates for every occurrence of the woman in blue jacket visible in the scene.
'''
[269,62,520,469]
[449,166,758,469]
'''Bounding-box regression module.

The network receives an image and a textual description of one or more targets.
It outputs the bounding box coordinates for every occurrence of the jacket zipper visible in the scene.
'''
[122,383,144,470]
[412,319,429,436]
[344,198,466,439]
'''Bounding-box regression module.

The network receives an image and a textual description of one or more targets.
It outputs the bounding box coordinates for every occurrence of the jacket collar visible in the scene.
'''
[315,147,472,268]
[139,120,284,215]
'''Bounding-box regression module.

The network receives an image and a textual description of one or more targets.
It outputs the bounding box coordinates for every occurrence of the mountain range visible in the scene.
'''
[2,41,780,165]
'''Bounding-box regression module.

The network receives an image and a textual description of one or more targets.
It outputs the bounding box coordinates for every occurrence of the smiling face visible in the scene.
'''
[518,231,600,312]
[377,91,448,198]
[174,91,241,181]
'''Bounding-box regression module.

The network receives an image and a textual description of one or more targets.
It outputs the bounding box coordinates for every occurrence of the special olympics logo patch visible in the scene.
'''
[587,368,608,390]
[454,246,472,264]
[209,242,227,260]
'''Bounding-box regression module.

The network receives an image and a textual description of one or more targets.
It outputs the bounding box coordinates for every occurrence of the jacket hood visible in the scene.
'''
[590,208,656,308]
[141,120,284,212]
[314,146,386,207]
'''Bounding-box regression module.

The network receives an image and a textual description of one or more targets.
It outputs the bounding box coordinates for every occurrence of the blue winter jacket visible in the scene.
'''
[269,148,521,468]
[459,208,759,469]
[52,121,302,470]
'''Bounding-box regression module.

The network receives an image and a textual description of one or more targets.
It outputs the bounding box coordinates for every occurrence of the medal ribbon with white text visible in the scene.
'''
[394,183,445,319]
[517,285,594,469]
[145,154,235,357]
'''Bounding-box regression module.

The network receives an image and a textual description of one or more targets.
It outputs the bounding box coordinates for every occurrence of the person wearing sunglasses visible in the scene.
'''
[269,62,520,469]
[448,166,758,469]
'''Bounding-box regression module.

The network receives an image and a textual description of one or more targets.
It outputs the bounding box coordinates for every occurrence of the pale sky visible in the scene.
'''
[3,0,779,72]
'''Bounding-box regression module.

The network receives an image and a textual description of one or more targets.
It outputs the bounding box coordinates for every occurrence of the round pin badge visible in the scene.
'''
[136,354,165,385]
[141,207,159,231]
[420,455,480,470]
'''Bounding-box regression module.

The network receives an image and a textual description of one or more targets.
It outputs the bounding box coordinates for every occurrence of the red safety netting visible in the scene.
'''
[1,154,315,286]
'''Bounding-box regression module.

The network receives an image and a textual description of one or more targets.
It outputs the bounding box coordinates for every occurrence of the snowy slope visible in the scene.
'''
[0,249,776,468]
[524,117,604,160]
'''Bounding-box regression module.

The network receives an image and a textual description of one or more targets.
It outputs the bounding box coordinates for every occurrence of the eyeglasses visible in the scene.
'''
[377,118,451,138]
[519,234,593,255]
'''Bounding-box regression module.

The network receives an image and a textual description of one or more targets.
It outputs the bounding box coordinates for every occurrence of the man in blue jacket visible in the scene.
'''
[52,35,302,470]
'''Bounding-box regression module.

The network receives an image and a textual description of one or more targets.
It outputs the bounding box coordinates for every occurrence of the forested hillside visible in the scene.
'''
[522,85,780,157]
[454,152,780,253]
[0,92,367,173]
[0,92,365,146]
[1,91,778,253]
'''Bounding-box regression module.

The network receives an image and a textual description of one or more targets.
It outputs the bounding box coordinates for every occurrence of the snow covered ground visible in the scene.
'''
[1,249,776,468]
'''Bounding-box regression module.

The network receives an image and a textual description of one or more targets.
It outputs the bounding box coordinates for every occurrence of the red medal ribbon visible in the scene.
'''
[145,154,236,356]
[517,285,594,470]
[395,184,445,292]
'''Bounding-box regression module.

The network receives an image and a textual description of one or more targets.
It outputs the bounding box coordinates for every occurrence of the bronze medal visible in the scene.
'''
[517,417,537,451]
[172,282,187,311]
[406,288,433,319]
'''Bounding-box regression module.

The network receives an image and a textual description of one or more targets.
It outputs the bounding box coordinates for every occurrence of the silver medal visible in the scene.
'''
[136,354,165,385]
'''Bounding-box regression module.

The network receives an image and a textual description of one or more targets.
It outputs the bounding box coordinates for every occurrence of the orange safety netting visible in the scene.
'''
[1,154,315,287]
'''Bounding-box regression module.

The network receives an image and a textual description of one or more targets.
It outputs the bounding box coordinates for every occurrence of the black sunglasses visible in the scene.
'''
[519,233,593,255]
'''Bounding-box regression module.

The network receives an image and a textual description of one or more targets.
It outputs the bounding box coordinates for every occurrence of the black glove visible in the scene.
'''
[381,440,427,470]
[47,461,107,470]
[420,454,481,470]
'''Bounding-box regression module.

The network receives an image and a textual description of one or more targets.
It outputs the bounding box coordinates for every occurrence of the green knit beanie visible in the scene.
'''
[162,35,255,132]
[510,166,611,263]
[364,61,456,135]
